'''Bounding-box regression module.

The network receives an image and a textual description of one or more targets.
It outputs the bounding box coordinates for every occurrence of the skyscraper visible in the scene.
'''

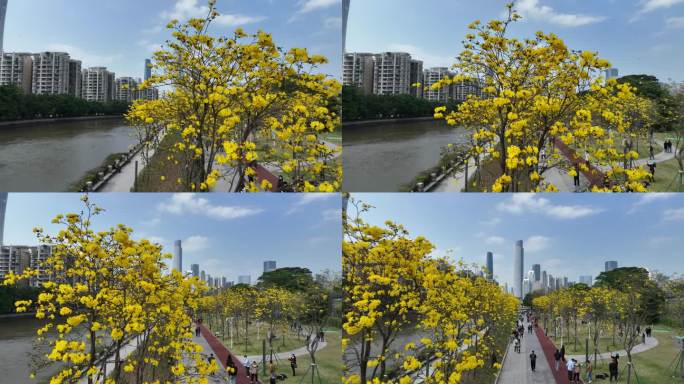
[605,261,618,272]
[342,0,350,53]
[579,275,593,286]
[514,240,524,299]
[173,240,182,272]
[532,264,541,281]
[485,252,493,280]
[0,192,6,246]
[191,264,199,277]
[238,275,251,285]
[200,270,205,282]
[0,0,7,54]
[263,260,276,273]
[144,59,152,81]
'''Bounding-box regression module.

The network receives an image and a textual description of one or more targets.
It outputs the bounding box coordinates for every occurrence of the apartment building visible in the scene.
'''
[114,76,139,102]
[31,52,71,95]
[0,245,52,288]
[67,59,82,98]
[81,67,115,102]
[0,52,33,93]
[422,67,452,102]
[372,52,412,95]
[342,52,375,94]
[409,59,424,98]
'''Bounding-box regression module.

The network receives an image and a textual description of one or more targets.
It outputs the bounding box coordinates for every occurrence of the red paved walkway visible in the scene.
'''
[200,323,259,384]
[535,327,569,384]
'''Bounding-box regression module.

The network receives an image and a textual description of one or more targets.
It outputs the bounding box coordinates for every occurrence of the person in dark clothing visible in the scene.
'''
[560,344,566,361]
[609,357,619,381]
[649,144,655,160]
[574,163,581,188]
[226,355,238,384]
[530,350,537,371]
[647,161,656,181]
[554,349,562,371]
[195,325,201,337]
[289,354,297,376]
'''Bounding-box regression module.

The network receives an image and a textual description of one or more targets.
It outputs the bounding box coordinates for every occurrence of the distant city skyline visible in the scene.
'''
[2,193,341,284]
[347,0,684,82]
[351,193,684,290]
[3,0,342,79]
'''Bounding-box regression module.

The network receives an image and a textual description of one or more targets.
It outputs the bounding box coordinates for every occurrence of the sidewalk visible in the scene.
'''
[198,323,253,384]
[565,336,658,362]
[99,145,158,192]
[497,320,556,383]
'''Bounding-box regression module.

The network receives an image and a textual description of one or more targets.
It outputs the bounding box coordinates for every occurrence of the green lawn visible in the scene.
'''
[647,156,684,192]
[320,130,342,145]
[280,329,341,384]
[215,325,308,356]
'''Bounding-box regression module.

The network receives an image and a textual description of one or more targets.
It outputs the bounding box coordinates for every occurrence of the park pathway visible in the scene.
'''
[565,335,658,362]
[197,323,255,384]
[246,340,328,361]
[99,146,158,192]
[498,320,557,384]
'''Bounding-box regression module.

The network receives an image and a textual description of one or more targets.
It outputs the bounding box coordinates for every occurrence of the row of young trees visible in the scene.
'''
[531,267,665,382]
[341,85,459,122]
[342,199,519,384]
[2,196,216,384]
[432,2,684,192]
[127,0,342,193]
[0,85,130,121]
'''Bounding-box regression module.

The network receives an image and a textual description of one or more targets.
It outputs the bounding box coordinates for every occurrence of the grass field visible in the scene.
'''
[320,130,342,145]
[217,325,307,356]
[280,329,341,384]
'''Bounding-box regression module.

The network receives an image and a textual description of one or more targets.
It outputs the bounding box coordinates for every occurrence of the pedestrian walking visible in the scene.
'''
[195,325,201,337]
[573,360,581,383]
[289,354,297,376]
[566,358,576,383]
[529,350,537,372]
[560,344,566,361]
[243,355,251,378]
[586,360,593,383]
[649,144,655,160]
[574,163,581,188]
[514,337,520,353]
[226,355,238,384]
[554,349,561,371]
[249,361,259,384]
[609,356,618,382]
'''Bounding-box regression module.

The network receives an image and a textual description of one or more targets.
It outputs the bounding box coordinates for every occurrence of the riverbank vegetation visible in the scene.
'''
[0,85,129,121]
[0,285,41,315]
[342,85,459,121]
[431,3,684,192]
[127,1,341,193]
[67,152,127,192]
[343,199,519,383]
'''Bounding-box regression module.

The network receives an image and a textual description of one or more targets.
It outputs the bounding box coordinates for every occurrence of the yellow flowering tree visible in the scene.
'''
[343,198,518,384]
[579,287,617,367]
[127,0,341,192]
[433,2,651,192]
[5,196,215,384]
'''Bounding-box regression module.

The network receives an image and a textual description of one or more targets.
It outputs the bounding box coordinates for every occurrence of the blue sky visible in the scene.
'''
[4,0,342,79]
[346,0,684,82]
[350,193,684,288]
[4,193,341,284]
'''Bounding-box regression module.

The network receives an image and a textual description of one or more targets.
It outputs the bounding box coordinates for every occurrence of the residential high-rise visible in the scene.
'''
[342,0,350,53]
[532,264,541,281]
[579,275,593,286]
[0,245,52,287]
[32,52,70,95]
[67,60,81,98]
[144,59,152,81]
[451,79,483,102]
[373,52,411,95]
[238,275,251,285]
[191,264,199,277]
[0,192,6,246]
[114,77,139,102]
[542,270,548,291]
[343,52,375,94]
[172,240,182,272]
[485,251,493,280]
[605,261,618,272]
[0,52,32,93]
[81,67,114,102]
[221,277,227,287]
[409,59,423,98]
[422,67,451,102]
[514,240,524,299]
[0,0,7,54]
[263,260,276,273]
[200,270,205,282]
[605,68,619,80]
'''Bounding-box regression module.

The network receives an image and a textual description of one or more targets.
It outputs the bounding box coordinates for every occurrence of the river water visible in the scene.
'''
[0,118,137,192]
[342,119,469,191]
[0,316,60,384]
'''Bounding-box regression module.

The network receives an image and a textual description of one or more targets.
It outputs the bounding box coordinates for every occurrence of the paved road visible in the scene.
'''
[99,146,157,192]
[498,321,556,384]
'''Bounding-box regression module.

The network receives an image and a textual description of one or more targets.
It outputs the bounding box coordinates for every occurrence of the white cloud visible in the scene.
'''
[525,235,551,252]
[628,193,675,213]
[664,207,684,221]
[324,17,342,29]
[638,0,684,13]
[183,235,210,251]
[288,194,336,214]
[297,0,340,13]
[322,208,341,221]
[666,16,684,28]
[141,217,161,227]
[157,194,263,220]
[516,0,607,27]
[46,44,122,68]
[160,0,265,27]
[497,194,602,219]
[485,236,506,245]
[386,43,455,68]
